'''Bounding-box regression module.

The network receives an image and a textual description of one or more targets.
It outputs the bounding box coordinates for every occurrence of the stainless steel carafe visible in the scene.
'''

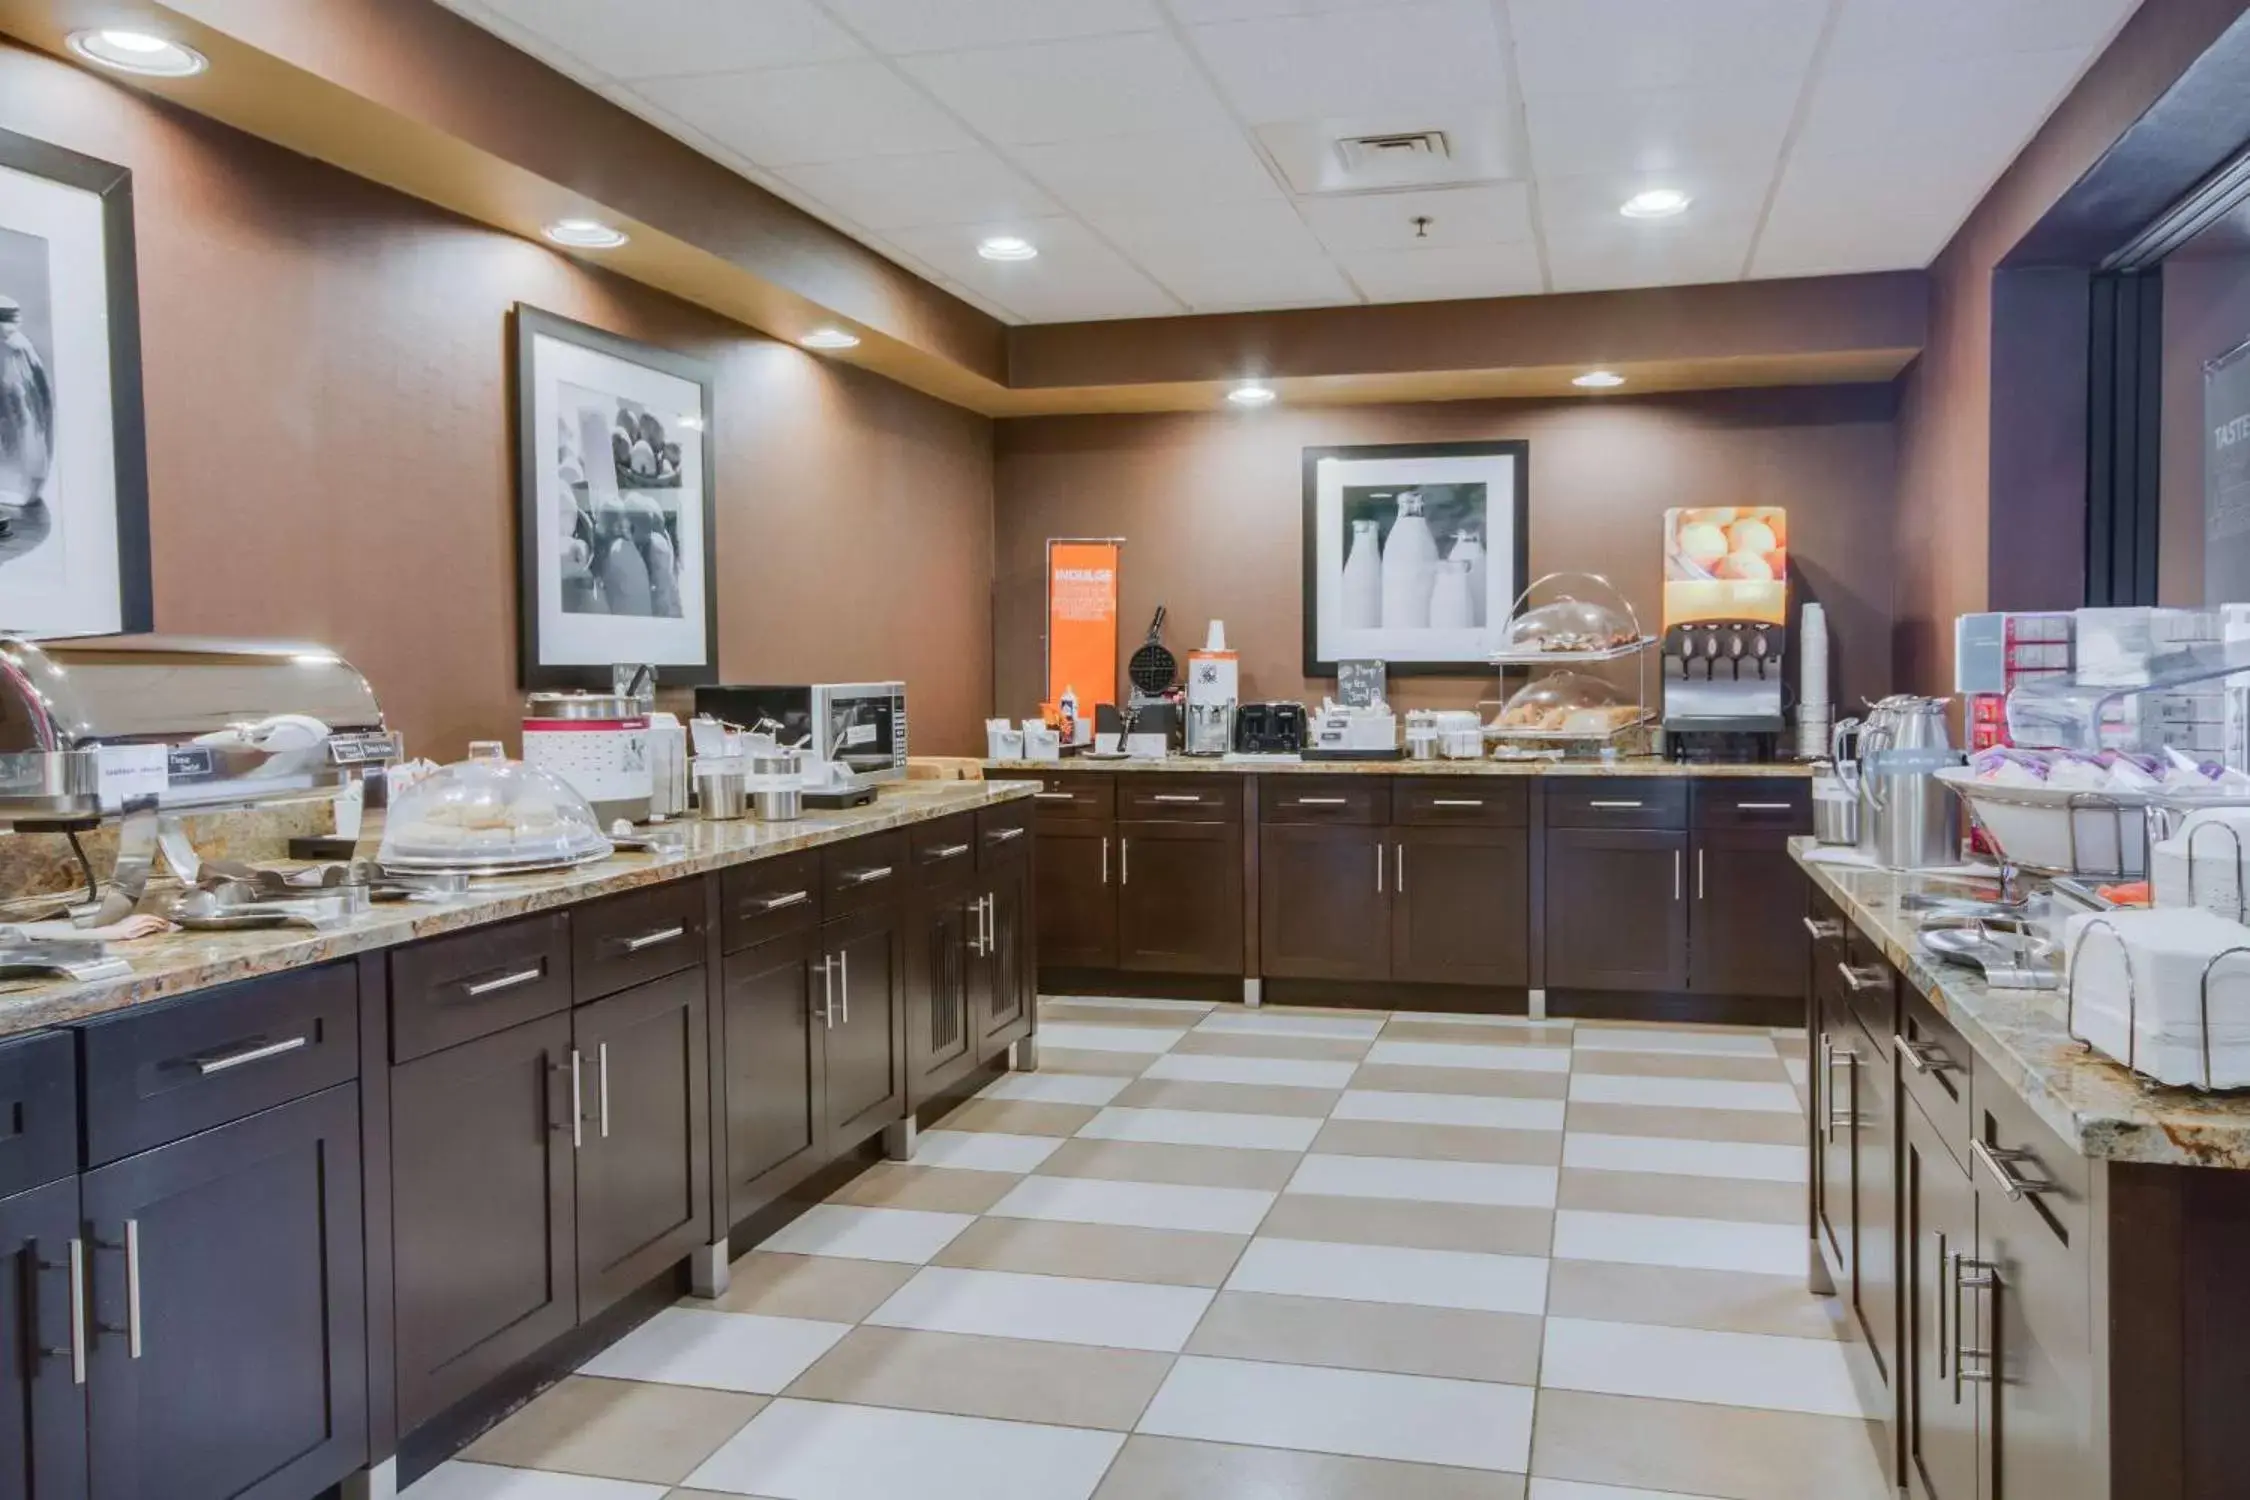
[1858,695,1963,869]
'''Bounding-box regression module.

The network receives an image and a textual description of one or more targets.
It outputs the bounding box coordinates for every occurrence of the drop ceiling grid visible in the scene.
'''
[437,0,2146,323]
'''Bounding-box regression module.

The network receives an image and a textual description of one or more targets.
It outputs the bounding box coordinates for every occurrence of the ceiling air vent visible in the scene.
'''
[1336,131,1450,172]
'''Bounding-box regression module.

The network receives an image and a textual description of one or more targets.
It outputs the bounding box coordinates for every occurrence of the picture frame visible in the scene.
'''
[1301,440,1529,676]
[512,305,719,688]
[0,127,151,638]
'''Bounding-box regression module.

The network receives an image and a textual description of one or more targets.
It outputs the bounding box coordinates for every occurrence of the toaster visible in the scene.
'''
[1233,702,1308,755]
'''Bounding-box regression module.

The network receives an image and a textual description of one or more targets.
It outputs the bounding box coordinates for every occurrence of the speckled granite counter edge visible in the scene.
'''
[0,781,1039,1042]
[1789,838,2250,1170]
[986,756,1813,779]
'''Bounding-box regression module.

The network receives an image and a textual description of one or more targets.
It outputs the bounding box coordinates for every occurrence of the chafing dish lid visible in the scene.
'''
[0,636,385,752]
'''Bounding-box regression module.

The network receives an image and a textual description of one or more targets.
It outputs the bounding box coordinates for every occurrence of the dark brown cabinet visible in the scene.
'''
[1117,821,1243,974]
[1904,1094,1979,1500]
[978,863,1033,1052]
[1690,827,1807,998]
[1392,826,1531,987]
[1545,827,1691,991]
[1260,823,1387,981]
[0,1176,87,1500]
[820,903,908,1147]
[719,929,825,1222]
[1033,827,1116,969]
[1814,980,1857,1285]
[907,871,980,1106]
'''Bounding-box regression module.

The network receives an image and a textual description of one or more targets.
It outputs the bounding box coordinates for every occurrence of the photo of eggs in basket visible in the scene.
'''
[1666,506,1788,582]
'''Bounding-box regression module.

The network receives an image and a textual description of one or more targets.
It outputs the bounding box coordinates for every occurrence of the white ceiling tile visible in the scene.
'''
[1544,231,1751,293]
[1333,241,1545,301]
[1087,199,1330,265]
[824,0,1165,53]
[1011,129,1285,213]
[1792,47,2095,167]
[779,151,1062,229]
[1524,80,1800,179]
[1536,166,1768,241]
[630,63,977,166]
[1165,0,1425,20]
[1296,184,1533,251]
[1185,0,1507,125]
[1749,145,1992,278]
[1256,110,1528,194]
[885,218,1188,322]
[899,32,1231,145]
[1826,0,2140,70]
[479,0,862,80]
[1507,0,1827,99]
[1150,257,1362,311]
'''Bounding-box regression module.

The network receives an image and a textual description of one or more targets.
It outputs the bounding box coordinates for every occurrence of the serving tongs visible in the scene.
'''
[167,882,372,931]
[1916,914,2059,991]
[0,929,132,982]
[197,859,469,902]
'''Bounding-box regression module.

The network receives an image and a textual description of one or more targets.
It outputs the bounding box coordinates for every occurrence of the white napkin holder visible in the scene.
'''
[1022,724,1061,761]
[986,720,1024,760]
[2064,907,2250,1088]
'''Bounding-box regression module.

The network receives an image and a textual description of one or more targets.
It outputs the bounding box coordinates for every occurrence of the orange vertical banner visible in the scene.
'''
[1047,540,1121,712]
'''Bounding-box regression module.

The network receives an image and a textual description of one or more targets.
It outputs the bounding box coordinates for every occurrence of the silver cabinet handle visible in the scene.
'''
[570,1049,584,1149]
[839,949,850,1024]
[1150,793,1204,804]
[195,1034,308,1075]
[1396,843,1405,893]
[1376,842,1384,895]
[1803,916,1843,940]
[846,866,894,886]
[1696,848,1705,901]
[1033,791,1075,801]
[1737,801,1795,811]
[597,1041,611,1140]
[1952,1251,1998,1396]
[40,1239,87,1385]
[1292,797,1349,807]
[1894,1034,1955,1075]
[1101,836,1110,885]
[988,826,1026,844]
[1822,1036,1855,1141]
[1673,849,1682,902]
[1121,838,1129,886]
[753,890,811,913]
[1971,1137,2055,1201]
[1431,798,1485,808]
[1589,799,1644,809]
[817,956,834,1029]
[1934,1229,1951,1384]
[97,1222,143,1359]
[927,842,972,862]
[465,967,544,998]
[1836,962,1885,993]
[621,925,686,953]
[982,894,996,956]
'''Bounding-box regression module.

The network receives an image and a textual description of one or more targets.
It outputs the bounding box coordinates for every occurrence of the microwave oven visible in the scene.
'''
[693,682,908,784]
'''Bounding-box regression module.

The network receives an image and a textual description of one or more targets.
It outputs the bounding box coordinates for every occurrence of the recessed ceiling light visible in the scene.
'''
[1572,370,1626,389]
[977,235,1038,262]
[67,28,207,76]
[1619,188,1691,220]
[543,218,629,249]
[1227,384,1277,407]
[800,328,861,350]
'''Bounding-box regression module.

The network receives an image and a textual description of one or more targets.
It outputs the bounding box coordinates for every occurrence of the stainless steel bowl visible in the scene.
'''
[695,761,749,821]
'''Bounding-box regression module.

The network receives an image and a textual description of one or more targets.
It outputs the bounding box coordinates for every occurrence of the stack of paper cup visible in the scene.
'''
[1797,602,1832,759]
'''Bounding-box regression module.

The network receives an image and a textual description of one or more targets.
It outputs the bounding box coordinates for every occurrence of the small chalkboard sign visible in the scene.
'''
[1337,659,1387,708]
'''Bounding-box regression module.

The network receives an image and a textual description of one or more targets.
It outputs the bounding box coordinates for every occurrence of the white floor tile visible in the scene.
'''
[1785,1057,1810,1089]
[1047,995,1214,1013]
[686,1399,1124,1500]
[577,1307,849,1394]
[975,1072,1132,1106]
[1531,1482,1733,1500]
[1552,1210,1806,1276]
[989,1175,1275,1234]
[404,1464,666,1500]
[1332,1089,1566,1131]
[1226,1236,1548,1315]
[1288,1153,1558,1209]
[1138,1356,1533,1472]
[1142,1053,1358,1088]
[1566,1073,1801,1113]
[1573,1029,1777,1058]
[1540,1317,1862,1417]
[1078,1106,1322,1152]
[1365,1039,1573,1073]
[1196,1011,1384,1040]
[908,1130,1063,1173]
[867,1266,1215,1352]
[1562,1133,1805,1183]
[1036,1022,1186,1054]
[755,1204,976,1264]
[1391,1011,1573,1029]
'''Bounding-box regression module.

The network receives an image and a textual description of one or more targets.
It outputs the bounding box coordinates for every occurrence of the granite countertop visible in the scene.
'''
[986,755,1812,779]
[1791,838,2250,1169]
[0,780,1037,1042]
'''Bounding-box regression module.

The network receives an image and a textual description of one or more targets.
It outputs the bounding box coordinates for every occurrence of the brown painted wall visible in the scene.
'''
[0,41,995,757]
[2161,243,2250,604]
[994,386,1898,719]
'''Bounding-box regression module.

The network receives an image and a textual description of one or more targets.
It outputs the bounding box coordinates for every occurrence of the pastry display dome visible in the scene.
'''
[378,751,613,872]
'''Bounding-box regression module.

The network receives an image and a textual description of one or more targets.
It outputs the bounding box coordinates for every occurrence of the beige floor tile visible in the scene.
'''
[785,1325,1171,1430]
[1574,1018,1776,1037]
[1046,1002,1212,1030]
[933,1218,1247,1287]
[1038,1138,1301,1191]
[1381,1020,1562,1047]
[1187,1290,1542,1384]
[1565,1101,1804,1146]
[1531,1389,1890,1500]
[463,1376,763,1484]
[824,1162,1022,1214]
[1772,1033,1810,1059]
[1257,1193,1553,1257]
[1573,1051,1792,1084]
[707,1253,917,1322]
[1110,1078,1341,1117]
[1172,1032,1372,1062]
[936,1097,1100,1136]
[1545,1259,1843,1341]
[1311,1119,1562,1166]
[1353,1064,1570,1100]
[1556,1168,1802,1225]
[1039,1048,1153,1076]
[1095,1434,1526,1500]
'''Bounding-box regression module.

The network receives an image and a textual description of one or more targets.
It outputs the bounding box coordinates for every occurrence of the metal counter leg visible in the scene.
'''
[882,1118,917,1161]
[1242,978,1262,1008]
[1011,1037,1040,1072]
[342,1458,398,1500]
[689,1237,731,1299]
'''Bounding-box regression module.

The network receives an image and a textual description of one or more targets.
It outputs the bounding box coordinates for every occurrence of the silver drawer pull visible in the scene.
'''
[927,842,972,861]
[1588,799,1644,809]
[97,1222,142,1359]
[598,1041,611,1140]
[464,967,545,998]
[753,890,811,913]
[1737,801,1796,811]
[1150,794,1205,804]
[1802,916,1843,940]
[1836,962,1885,993]
[196,1035,309,1075]
[39,1239,87,1385]
[1893,1033,1955,1075]
[1952,1251,1998,1396]
[1292,797,1350,807]
[987,826,1026,844]
[621,925,687,953]
[1971,1138,2056,1201]
[845,866,894,886]
[1033,791,1076,801]
[1431,798,1485,808]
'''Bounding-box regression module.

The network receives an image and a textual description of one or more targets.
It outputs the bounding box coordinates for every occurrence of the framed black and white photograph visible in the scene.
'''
[0,128,150,638]
[1302,440,1527,675]
[513,305,718,688]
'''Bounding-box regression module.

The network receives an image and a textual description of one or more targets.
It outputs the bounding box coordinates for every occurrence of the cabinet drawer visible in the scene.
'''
[1263,777,1389,824]
[0,1030,77,1197]
[573,878,708,1002]
[1546,778,1687,829]
[823,829,910,915]
[1026,773,1112,824]
[391,912,572,1063]
[1971,1052,2091,1386]
[1694,779,1812,832]
[1835,927,1898,1041]
[978,800,1033,869]
[911,813,979,875]
[1895,983,1972,1163]
[1393,779,1528,827]
[81,963,358,1167]
[1117,776,1242,822]
[720,851,821,953]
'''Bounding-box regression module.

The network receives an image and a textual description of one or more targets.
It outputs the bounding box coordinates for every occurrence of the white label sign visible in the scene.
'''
[96,744,170,810]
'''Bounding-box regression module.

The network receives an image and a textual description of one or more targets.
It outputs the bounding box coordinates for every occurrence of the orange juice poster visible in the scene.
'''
[1046,540,1120,711]
[1662,507,1787,627]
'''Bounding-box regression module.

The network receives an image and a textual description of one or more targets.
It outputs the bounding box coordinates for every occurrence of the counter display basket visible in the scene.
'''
[378,753,614,876]
[1483,572,1656,751]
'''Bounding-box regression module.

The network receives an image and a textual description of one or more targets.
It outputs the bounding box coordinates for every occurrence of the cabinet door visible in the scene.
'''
[1391,826,1530,987]
[391,1013,575,1434]
[1118,821,1244,975]
[907,877,978,1110]
[1814,984,1858,1294]
[1545,828,1689,991]
[1258,823,1387,982]
[1033,828,1116,970]
[822,904,908,1148]
[1903,1100,1979,1500]
[574,970,711,1320]
[979,865,1034,1057]
[1853,1013,1900,1410]
[722,930,825,1222]
[1690,828,1812,997]
[0,1177,88,1500]
[83,1086,367,1500]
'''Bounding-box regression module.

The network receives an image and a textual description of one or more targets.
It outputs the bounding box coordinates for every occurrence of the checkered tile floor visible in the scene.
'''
[406,998,1889,1500]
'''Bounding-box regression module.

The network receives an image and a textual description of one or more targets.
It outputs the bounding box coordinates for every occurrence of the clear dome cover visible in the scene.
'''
[1491,672,1640,735]
[1503,595,1639,654]
[379,755,613,871]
